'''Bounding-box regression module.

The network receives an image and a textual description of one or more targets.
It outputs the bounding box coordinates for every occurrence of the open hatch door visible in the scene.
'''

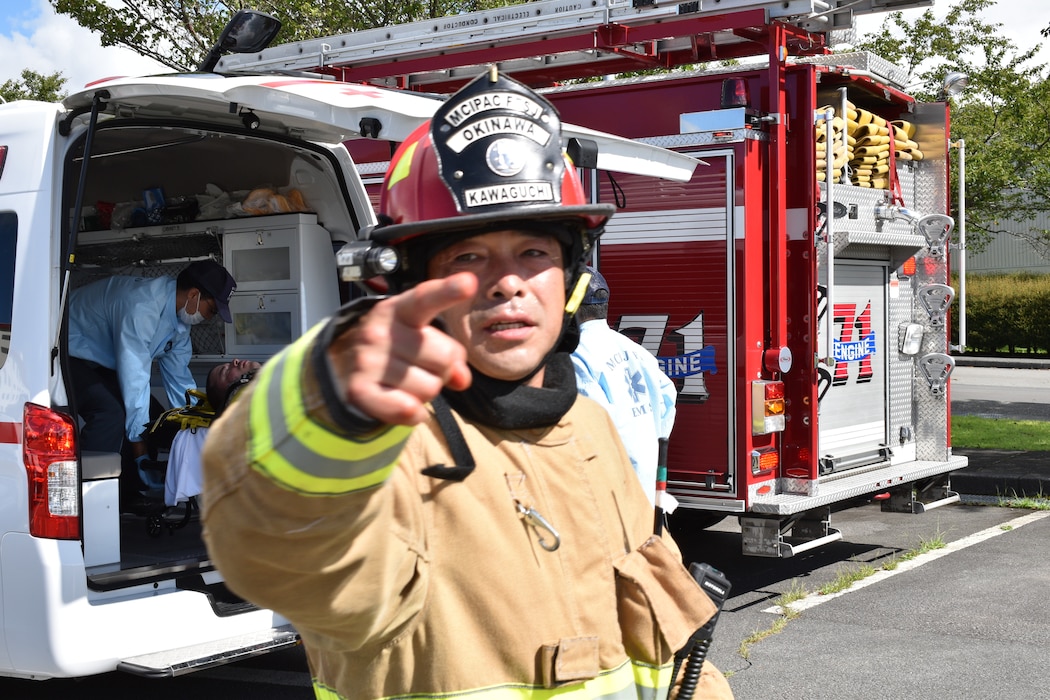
[63,75,699,182]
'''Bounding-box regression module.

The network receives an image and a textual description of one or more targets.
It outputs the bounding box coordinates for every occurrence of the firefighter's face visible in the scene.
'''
[427,230,566,387]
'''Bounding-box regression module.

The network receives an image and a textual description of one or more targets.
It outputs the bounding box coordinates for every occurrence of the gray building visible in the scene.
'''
[953,210,1050,275]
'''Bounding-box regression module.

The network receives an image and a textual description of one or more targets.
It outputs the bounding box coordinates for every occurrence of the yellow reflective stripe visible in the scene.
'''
[276,333,406,463]
[313,680,341,699]
[632,659,671,693]
[311,659,670,700]
[387,141,418,190]
[248,326,411,495]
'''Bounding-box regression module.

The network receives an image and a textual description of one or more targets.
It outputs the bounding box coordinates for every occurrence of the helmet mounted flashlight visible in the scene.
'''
[336,241,400,281]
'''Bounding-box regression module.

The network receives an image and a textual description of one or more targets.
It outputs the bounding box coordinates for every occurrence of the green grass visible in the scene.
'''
[817,563,877,596]
[895,531,947,562]
[736,580,806,664]
[996,493,1050,510]
[951,415,1050,450]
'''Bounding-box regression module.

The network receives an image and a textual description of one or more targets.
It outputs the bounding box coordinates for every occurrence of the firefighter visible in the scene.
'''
[201,69,733,700]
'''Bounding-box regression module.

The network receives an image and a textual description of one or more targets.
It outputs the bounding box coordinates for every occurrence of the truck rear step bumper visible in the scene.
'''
[116,625,300,678]
[750,455,969,515]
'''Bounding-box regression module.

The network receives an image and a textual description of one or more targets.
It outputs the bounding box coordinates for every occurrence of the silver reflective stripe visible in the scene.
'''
[260,340,408,484]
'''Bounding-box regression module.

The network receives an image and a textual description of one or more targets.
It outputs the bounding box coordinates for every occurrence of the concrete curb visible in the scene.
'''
[952,449,1050,498]
[953,355,1050,370]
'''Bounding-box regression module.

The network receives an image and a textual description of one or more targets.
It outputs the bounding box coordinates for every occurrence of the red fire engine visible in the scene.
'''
[219,0,966,557]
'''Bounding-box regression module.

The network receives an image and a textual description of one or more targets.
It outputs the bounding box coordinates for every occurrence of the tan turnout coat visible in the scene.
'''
[202,324,732,700]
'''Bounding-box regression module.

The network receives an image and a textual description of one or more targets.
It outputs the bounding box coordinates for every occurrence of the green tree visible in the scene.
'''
[49,0,515,73]
[857,0,1050,255]
[0,69,68,102]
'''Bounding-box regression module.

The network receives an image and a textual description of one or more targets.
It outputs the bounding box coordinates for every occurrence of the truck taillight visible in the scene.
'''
[24,403,80,539]
[750,447,779,475]
[751,380,785,435]
[901,255,939,277]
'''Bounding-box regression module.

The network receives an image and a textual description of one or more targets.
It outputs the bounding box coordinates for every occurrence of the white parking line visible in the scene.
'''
[763,510,1050,614]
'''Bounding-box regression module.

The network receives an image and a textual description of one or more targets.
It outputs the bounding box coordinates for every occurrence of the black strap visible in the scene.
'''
[606,171,627,208]
[421,395,476,482]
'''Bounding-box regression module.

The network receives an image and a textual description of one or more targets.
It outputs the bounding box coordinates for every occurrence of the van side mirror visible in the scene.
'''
[199,9,282,72]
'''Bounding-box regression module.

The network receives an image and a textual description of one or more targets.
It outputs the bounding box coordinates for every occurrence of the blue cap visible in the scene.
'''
[184,260,236,323]
[583,266,609,305]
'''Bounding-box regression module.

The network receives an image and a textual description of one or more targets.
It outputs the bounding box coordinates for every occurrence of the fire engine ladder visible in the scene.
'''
[217,0,932,90]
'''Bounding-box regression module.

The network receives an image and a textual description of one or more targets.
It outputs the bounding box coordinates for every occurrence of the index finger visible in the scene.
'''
[393,272,477,328]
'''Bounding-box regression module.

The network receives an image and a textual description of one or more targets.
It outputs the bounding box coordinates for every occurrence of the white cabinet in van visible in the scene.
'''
[222,213,340,360]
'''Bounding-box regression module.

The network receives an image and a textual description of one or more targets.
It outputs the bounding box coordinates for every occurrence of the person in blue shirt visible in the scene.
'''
[68,260,236,495]
[571,266,677,505]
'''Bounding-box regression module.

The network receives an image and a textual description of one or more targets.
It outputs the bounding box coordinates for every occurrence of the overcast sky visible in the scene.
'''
[2,0,1048,96]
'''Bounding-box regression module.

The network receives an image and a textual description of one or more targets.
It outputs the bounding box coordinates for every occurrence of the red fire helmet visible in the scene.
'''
[373,124,611,245]
[364,69,613,291]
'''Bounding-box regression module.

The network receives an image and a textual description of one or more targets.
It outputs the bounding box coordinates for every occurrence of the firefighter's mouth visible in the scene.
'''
[488,321,529,332]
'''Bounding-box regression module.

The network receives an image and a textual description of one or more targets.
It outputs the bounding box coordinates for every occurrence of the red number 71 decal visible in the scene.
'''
[831,301,875,386]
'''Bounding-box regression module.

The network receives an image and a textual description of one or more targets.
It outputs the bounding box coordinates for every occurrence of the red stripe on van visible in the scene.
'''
[0,422,21,444]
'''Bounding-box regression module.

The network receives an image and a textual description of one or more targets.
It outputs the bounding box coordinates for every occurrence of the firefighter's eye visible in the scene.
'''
[451,251,481,264]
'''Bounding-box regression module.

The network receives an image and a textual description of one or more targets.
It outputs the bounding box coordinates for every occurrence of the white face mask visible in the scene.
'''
[178,295,205,326]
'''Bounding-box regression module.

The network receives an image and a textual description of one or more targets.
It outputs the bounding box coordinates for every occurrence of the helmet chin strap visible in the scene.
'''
[564,270,593,316]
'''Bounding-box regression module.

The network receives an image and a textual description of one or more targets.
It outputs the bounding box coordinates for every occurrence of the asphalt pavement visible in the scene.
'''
[951,355,1050,498]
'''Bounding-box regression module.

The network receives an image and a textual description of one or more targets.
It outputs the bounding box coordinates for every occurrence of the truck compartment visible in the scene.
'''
[537,62,964,556]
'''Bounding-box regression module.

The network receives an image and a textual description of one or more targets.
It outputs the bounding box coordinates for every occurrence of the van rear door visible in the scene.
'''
[63,75,698,182]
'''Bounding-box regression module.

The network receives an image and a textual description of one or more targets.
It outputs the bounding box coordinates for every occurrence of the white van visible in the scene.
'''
[0,14,697,682]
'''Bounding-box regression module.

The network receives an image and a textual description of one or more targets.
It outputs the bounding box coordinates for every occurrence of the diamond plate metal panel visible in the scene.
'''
[749,456,968,514]
[888,272,915,448]
[795,51,910,90]
[911,156,952,461]
[910,104,951,219]
[817,145,953,464]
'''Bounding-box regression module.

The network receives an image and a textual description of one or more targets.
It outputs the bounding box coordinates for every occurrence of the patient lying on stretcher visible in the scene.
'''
[163,358,260,507]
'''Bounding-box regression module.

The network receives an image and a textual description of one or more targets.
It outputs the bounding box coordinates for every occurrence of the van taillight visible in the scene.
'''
[0,145,7,181]
[24,403,79,539]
